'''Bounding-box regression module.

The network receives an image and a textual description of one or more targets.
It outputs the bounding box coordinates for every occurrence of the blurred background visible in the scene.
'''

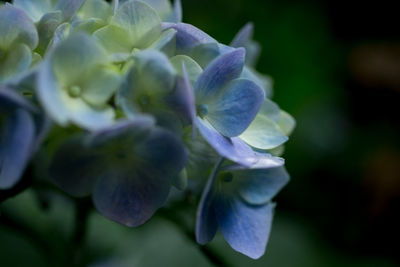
[1,0,399,266]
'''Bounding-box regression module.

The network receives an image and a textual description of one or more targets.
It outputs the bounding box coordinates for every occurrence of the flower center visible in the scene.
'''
[68,85,82,98]
[197,104,209,118]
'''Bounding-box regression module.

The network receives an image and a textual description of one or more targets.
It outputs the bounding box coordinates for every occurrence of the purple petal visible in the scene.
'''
[165,63,196,125]
[215,194,275,259]
[236,166,290,205]
[230,22,254,48]
[195,48,245,104]
[195,118,257,167]
[195,159,223,244]
[49,136,104,197]
[93,167,171,227]
[0,109,35,189]
[206,78,265,137]
[162,22,216,54]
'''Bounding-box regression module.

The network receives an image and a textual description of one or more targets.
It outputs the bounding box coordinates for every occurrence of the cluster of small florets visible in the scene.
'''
[0,0,295,259]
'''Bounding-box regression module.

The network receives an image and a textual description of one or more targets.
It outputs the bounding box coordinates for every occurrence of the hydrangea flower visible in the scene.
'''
[93,0,177,62]
[196,159,289,259]
[49,116,187,227]
[0,87,37,189]
[0,0,296,260]
[0,4,38,83]
[37,33,120,130]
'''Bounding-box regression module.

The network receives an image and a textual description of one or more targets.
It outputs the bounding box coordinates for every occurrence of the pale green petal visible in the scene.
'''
[170,55,202,85]
[148,28,176,57]
[36,11,63,54]
[71,18,105,34]
[13,0,52,22]
[51,22,70,48]
[0,44,32,83]
[81,66,121,106]
[93,25,132,56]
[78,0,112,20]
[240,115,288,150]
[134,50,176,94]
[51,33,107,85]
[112,0,162,48]
[0,5,38,50]
[259,98,281,122]
[140,0,172,20]
[61,91,115,130]
[277,110,296,136]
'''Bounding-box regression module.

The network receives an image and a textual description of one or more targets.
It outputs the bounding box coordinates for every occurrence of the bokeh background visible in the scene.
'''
[1,0,400,266]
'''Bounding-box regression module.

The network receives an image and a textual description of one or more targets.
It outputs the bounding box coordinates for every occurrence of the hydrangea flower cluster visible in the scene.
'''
[0,0,295,259]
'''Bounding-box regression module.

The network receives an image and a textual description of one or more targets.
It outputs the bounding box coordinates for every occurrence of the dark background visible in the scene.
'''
[1,0,399,266]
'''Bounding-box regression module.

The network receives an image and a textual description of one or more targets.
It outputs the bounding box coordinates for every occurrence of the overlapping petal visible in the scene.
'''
[50,117,187,226]
[205,78,265,137]
[215,195,275,259]
[0,87,37,189]
[195,48,245,103]
[111,0,162,49]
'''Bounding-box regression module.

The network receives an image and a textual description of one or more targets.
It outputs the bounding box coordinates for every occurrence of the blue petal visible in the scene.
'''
[93,168,171,227]
[195,160,221,244]
[195,48,245,104]
[162,22,216,54]
[165,63,196,125]
[92,121,187,227]
[236,166,290,205]
[215,194,275,259]
[206,78,265,137]
[191,42,221,68]
[230,22,254,48]
[0,109,35,189]
[195,118,257,167]
[49,136,103,197]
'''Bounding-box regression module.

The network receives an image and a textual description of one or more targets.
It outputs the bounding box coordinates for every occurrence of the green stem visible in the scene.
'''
[158,208,229,267]
[67,198,92,267]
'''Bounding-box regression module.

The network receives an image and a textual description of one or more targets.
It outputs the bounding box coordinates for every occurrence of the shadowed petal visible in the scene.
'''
[236,166,290,205]
[148,28,177,57]
[162,22,216,54]
[0,5,38,50]
[195,118,257,167]
[215,194,275,259]
[13,0,52,22]
[0,109,35,189]
[93,168,171,227]
[0,44,32,83]
[195,48,245,104]
[195,159,223,244]
[165,63,196,124]
[230,22,254,48]
[55,0,86,21]
[206,78,264,137]
[49,136,104,197]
